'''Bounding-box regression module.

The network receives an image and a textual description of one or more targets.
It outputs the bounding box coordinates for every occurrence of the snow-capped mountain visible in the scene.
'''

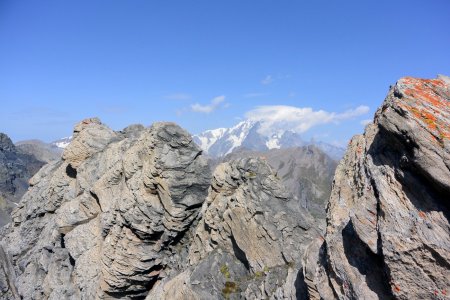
[193,120,345,160]
[51,136,73,149]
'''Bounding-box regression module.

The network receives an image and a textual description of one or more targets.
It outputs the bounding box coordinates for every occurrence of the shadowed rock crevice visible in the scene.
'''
[294,268,310,300]
[65,164,77,178]
[230,234,250,270]
[342,221,394,299]
[369,126,450,217]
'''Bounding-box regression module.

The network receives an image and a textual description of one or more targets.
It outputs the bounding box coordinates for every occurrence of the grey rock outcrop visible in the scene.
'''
[310,76,450,299]
[148,157,319,299]
[0,118,211,299]
[220,146,337,223]
[2,75,448,300]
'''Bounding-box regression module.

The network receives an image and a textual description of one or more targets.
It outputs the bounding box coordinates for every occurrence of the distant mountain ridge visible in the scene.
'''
[16,139,63,163]
[193,120,345,160]
[0,133,47,226]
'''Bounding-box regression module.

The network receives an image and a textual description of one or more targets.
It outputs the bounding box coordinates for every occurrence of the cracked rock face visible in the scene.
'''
[316,76,450,299]
[0,119,211,299]
[148,157,318,299]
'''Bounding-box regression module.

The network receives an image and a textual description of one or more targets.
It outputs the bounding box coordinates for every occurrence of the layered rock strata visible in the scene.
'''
[1,75,449,300]
[148,157,318,299]
[0,119,211,299]
[308,76,450,299]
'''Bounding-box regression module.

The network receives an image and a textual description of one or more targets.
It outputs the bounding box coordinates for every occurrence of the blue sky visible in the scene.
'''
[1,0,449,145]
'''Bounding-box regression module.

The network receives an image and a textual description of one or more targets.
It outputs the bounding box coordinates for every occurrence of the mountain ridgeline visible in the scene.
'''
[193,120,345,160]
[0,75,449,299]
[0,134,48,227]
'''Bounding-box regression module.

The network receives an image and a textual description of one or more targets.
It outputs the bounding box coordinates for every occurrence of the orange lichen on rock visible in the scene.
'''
[418,211,427,219]
[396,77,450,144]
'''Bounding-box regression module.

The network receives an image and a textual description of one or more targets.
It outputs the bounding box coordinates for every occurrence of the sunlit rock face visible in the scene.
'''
[0,117,319,299]
[147,157,318,300]
[1,75,449,300]
[312,76,450,299]
[0,118,211,299]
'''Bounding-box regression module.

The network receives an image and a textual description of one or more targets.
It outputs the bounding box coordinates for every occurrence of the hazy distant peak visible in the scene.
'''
[193,119,345,160]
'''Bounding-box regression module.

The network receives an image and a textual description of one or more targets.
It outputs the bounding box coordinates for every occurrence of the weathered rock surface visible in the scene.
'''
[221,146,337,223]
[148,157,318,299]
[1,75,449,300]
[0,118,211,299]
[0,133,46,226]
[312,75,450,299]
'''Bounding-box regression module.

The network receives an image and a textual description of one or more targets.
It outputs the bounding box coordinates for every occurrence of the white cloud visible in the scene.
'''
[191,95,226,114]
[245,105,370,136]
[261,75,273,85]
[360,119,372,126]
[165,93,191,100]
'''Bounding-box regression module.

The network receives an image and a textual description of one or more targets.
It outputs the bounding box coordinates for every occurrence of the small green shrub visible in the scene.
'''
[220,264,230,279]
[222,281,238,298]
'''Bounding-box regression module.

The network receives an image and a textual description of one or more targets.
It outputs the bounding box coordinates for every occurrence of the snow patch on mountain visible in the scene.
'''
[51,136,73,149]
[193,120,345,160]
[266,133,282,149]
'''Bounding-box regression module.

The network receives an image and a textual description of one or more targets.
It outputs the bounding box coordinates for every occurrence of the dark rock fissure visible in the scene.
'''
[65,164,77,179]
[342,221,394,299]
[294,268,310,300]
[319,242,340,299]
[369,127,450,219]
[68,253,75,267]
[60,233,66,249]
[230,235,250,270]
[90,191,101,210]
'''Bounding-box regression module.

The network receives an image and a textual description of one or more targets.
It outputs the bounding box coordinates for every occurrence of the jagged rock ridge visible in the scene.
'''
[219,146,337,223]
[0,119,211,299]
[0,117,318,299]
[0,119,319,299]
[306,75,450,299]
[147,157,318,299]
[1,75,449,300]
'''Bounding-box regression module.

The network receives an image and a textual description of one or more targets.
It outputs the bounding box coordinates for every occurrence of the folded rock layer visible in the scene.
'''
[0,119,211,299]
